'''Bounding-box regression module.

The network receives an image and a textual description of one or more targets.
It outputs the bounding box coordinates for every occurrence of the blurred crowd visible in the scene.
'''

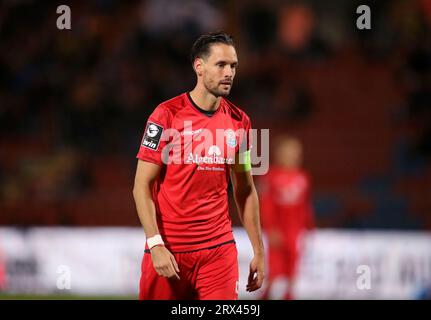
[0,0,430,228]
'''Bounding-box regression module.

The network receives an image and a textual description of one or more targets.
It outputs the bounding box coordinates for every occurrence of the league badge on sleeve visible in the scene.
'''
[142,122,164,150]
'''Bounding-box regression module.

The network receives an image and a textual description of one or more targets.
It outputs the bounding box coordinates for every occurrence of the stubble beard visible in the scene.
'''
[204,79,232,98]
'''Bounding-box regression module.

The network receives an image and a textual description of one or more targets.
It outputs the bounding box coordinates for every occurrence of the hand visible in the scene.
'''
[150,245,180,280]
[246,253,265,292]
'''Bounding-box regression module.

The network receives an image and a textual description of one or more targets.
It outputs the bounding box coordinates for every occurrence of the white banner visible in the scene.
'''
[0,227,430,299]
[294,230,431,299]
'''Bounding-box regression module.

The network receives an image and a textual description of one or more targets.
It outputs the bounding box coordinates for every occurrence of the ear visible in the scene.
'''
[193,58,204,77]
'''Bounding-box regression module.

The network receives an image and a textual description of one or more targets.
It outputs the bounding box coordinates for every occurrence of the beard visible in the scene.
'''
[204,78,232,97]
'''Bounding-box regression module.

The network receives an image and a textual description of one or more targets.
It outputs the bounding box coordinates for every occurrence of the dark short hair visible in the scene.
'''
[190,31,235,65]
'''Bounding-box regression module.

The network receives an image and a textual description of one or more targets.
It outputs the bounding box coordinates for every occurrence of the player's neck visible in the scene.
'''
[189,87,221,113]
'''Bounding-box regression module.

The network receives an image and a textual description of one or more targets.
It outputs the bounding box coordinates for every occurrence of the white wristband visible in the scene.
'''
[147,234,165,250]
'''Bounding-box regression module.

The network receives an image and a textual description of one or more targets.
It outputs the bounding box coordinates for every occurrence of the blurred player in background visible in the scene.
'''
[0,248,6,291]
[258,135,315,300]
[133,32,265,300]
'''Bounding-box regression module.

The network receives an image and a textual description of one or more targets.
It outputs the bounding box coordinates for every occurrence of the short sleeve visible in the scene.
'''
[136,105,171,166]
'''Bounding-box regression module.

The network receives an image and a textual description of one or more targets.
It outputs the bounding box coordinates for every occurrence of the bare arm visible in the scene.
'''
[231,168,265,292]
[133,160,179,279]
[133,160,161,237]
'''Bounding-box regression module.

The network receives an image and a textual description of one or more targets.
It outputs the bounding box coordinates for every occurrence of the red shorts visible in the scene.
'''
[268,246,299,279]
[139,241,239,300]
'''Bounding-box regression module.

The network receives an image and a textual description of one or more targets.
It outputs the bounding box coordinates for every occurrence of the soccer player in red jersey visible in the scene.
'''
[133,32,265,300]
[258,135,315,300]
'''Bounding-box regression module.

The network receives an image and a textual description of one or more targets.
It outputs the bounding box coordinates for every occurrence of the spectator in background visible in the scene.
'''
[277,3,329,61]
[258,135,315,300]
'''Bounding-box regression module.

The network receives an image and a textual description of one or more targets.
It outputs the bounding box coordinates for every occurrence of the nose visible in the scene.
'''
[224,65,234,78]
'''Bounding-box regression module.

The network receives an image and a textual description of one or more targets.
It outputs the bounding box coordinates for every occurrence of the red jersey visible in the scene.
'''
[258,167,314,247]
[136,92,251,252]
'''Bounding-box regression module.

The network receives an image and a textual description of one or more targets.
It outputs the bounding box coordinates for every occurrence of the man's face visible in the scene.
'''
[198,43,238,97]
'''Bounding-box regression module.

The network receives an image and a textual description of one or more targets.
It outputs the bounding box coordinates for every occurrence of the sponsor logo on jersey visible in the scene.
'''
[208,145,222,156]
[142,122,163,151]
[180,128,203,136]
[186,145,233,165]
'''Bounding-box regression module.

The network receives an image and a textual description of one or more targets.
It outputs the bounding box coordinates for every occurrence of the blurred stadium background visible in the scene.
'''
[0,0,430,299]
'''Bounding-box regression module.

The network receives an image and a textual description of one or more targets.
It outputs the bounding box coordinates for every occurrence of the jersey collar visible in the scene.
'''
[186,92,221,118]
